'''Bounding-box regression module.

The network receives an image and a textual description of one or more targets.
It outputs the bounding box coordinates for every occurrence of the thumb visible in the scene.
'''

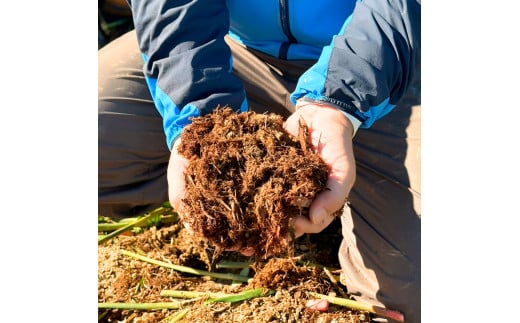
[309,172,352,224]
[168,139,189,213]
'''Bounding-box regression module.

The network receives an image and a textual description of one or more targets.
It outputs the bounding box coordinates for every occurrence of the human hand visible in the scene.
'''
[284,102,356,238]
[168,138,190,217]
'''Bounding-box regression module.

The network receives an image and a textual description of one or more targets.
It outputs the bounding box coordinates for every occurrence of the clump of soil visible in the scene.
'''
[251,257,326,291]
[178,107,329,257]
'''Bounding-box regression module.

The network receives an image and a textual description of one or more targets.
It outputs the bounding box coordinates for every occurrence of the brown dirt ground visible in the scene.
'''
[98,217,371,323]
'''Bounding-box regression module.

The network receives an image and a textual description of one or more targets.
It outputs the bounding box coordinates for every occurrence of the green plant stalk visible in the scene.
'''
[161,201,172,208]
[98,310,109,321]
[98,222,136,232]
[118,217,141,224]
[322,266,348,298]
[215,261,252,269]
[98,207,169,245]
[204,288,273,304]
[98,214,178,232]
[98,216,140,231]
[98,302,181,310]
[160,290,229,299]
[161,308,189,323]
[308,292,404,322]
[232,267,250,287]
[121,250,251,283]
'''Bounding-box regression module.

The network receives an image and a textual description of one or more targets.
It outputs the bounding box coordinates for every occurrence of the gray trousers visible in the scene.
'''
[99,30,421,323]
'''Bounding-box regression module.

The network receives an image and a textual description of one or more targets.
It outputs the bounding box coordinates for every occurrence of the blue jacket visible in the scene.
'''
[128,0,421,149]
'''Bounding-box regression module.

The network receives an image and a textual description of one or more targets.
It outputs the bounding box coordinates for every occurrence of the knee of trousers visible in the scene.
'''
[337,206,421,323]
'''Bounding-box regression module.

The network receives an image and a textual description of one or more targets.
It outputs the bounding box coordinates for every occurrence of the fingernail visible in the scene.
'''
[310,208,326,224]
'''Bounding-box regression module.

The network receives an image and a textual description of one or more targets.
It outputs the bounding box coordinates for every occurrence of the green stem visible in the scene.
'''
[204,288,273,304]
[322,266,348,298]
[161,308,190,323]
[308,292,404,322]
[232,267,250,286]
[121,250,251,283]
[161,288,272,304]
[98,302,181,310]
[215,261,252,269]
[98,214,178,232]
[98,222,134,232]
[98,208,171,245]
[98,310,109,321]
[160,290,229,299]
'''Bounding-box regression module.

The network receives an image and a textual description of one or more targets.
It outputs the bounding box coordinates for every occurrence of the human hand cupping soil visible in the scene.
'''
[170,108,332,258]
[284,102,356,238]
[168,106,352,258]
[168,138,189,222]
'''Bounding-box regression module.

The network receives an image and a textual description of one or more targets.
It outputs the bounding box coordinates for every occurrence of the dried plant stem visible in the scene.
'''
[161,288,272,305]
[308,292,404,322]
[121,250,252,283]
[160,290,229,299]
[322,266,348,298]
[97,302,181,310]
[161,308,190,323]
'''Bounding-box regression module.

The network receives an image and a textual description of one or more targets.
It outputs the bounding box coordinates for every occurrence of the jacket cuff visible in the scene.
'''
[295,97,361,136]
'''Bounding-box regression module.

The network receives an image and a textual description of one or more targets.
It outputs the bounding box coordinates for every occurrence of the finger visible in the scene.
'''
[309,190,343,225]
[309,159,353,224]
[283,112,301,137]
[239,247,255,257]
[168,153,190,213]
[291,215,334,236]
[306,299,329,312]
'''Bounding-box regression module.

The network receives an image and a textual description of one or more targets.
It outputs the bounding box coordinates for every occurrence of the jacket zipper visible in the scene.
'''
[279,0,297,59]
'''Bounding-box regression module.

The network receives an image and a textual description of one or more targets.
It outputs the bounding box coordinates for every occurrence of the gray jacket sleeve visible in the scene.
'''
[128,0,247,149]
[291,0,421,128]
